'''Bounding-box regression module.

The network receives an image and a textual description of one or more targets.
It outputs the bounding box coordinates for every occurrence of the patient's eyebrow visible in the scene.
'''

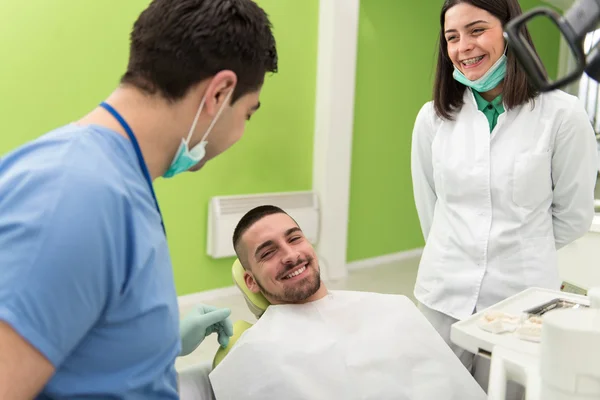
[285,227,301,236]
[253,228,302,259]
[254,240,274,259]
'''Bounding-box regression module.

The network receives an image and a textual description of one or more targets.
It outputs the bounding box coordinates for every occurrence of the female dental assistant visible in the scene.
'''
[411,0,597,377]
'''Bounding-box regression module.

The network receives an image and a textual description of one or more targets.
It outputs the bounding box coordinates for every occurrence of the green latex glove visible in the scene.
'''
[179,304,234,357]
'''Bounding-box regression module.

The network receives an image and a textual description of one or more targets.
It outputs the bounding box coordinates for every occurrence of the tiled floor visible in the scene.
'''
[175,257,420,371]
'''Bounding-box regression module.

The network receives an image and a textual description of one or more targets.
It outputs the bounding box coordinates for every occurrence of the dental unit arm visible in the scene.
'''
[503,0,600,90]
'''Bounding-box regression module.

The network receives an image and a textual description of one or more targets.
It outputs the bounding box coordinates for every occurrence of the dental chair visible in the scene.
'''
[177,259,270,400]
[212,258,270,368]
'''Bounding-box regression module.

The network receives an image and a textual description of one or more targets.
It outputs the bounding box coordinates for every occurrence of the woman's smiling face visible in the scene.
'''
[444,2,505,81]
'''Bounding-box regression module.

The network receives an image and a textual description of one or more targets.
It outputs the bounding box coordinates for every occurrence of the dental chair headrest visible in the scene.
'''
[232,259,270,319]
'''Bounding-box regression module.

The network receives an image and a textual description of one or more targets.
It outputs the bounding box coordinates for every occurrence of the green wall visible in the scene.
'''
[0,0,563,292]
[0,0,319,295]
[347,0,561,262]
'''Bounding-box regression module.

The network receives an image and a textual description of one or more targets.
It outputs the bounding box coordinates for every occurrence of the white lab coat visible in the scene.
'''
[411,88,597,321]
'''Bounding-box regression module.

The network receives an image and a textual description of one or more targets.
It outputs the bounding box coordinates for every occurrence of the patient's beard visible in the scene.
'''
[256,259,321,304]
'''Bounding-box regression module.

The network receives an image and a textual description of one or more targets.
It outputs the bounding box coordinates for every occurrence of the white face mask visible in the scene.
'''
[163,89,233,178]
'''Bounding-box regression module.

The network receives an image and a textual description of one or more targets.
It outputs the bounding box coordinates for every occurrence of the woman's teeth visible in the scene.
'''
[462,56,484,66]
[284,265,306,280]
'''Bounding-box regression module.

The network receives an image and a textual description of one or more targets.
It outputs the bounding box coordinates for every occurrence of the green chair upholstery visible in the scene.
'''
[231,259,270,319]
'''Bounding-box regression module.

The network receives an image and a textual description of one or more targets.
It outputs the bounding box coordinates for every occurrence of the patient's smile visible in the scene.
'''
[281,262,310,281]
[282,263,308,280]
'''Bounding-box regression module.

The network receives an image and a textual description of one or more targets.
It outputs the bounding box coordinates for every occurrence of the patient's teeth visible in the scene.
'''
[285,265,306,279]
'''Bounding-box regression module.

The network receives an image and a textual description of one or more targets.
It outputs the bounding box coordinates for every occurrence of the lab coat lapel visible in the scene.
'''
[490,100,511,140]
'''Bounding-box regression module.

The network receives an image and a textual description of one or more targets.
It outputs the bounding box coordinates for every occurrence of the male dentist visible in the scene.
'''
[0,0,277,398]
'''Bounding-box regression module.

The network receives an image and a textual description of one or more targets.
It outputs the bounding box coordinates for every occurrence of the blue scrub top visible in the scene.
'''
[0,124,181,399]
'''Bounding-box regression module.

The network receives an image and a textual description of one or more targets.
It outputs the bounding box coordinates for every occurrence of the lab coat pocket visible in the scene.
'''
[512,152,552,209]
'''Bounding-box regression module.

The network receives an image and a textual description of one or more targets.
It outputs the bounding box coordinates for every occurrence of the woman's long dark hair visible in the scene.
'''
[433,0,544,120]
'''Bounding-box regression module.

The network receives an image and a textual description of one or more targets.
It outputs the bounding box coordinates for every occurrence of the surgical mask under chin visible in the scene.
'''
[163,90,233,178]
[452,49,507,93]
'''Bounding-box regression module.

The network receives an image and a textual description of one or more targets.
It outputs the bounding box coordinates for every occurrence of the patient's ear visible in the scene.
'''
[244,271,261,293]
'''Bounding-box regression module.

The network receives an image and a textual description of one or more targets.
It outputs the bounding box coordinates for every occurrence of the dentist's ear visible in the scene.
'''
[204,70,237,116]
[244,271,261,294]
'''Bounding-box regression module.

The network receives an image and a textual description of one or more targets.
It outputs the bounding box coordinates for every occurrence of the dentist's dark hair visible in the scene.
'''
[433,0,543,120]
[121,0,278,104]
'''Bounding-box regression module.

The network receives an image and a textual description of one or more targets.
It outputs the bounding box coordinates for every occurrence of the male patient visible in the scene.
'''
[208,205,486,400]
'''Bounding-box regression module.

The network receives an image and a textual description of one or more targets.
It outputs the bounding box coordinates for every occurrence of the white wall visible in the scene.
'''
[558,217,600,291]
[311,0,360,281]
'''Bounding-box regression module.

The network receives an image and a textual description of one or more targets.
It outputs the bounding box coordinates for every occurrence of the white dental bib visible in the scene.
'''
[209,290,486,400]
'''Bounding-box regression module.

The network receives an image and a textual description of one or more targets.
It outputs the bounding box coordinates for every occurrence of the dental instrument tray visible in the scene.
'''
[523,298,588,316]
[450,287,590,359]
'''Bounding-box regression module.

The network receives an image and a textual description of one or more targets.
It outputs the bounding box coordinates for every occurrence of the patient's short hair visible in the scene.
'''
[232,205,289,267]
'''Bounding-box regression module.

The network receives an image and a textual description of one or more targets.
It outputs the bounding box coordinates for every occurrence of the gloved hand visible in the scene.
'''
[179,304,234,357]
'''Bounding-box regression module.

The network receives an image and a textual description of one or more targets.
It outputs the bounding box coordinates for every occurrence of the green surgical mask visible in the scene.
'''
[163,89,232,178]
[453,48,507,92]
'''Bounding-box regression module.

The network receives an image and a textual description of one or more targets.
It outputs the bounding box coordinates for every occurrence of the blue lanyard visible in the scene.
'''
[99,102,166,237]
